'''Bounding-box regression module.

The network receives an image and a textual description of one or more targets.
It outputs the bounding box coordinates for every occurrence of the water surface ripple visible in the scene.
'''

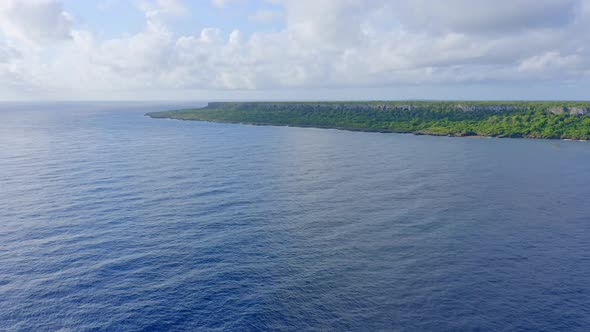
[1,102,590,331]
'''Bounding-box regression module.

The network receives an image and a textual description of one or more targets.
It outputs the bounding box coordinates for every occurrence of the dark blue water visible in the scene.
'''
[1,102,590,331]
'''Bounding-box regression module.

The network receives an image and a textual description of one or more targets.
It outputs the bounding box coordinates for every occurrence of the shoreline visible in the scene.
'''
[146,113,588,142]
[145,101,590,141]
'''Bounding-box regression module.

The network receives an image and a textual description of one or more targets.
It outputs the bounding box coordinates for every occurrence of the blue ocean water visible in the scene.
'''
[1,102,590,331]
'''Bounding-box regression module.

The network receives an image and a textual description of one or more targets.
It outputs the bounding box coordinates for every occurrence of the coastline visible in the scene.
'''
[146,101,590,140]
[147,114,590,141]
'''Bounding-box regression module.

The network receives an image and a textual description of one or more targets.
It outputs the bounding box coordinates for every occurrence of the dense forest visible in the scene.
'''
[148,101,590,139]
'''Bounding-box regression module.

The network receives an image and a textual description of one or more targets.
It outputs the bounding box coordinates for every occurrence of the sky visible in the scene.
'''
[0,0,589,101]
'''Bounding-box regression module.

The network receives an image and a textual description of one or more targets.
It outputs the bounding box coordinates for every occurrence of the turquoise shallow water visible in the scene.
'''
[1,102,590,331]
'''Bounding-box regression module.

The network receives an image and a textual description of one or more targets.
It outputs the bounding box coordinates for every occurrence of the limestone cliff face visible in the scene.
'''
[548,107,589,116]
[455,105,516,112]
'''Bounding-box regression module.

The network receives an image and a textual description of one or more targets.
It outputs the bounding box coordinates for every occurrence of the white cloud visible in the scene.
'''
[1,0,590,99]
[391,0,580,34]
[518,51,584,79]
[155,0,188,16]
[0,0,73,44]
[0,43,21,63]
[137,0,188,19]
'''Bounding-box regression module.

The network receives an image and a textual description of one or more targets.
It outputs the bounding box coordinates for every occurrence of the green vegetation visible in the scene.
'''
[147,101,590,139]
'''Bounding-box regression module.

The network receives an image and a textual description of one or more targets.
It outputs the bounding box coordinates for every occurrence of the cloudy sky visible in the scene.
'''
[0,0,589,100]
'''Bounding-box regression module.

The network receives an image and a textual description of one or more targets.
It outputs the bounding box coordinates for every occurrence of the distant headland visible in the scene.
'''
[147,101,590,140]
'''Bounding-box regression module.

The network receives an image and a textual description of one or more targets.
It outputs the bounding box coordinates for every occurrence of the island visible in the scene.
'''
[147,101,590,140]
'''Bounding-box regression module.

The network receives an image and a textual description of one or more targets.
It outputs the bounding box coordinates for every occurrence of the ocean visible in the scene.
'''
[1,102,590,331]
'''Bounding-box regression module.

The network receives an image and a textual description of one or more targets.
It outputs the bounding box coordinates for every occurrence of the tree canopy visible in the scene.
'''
[148,101,590,140]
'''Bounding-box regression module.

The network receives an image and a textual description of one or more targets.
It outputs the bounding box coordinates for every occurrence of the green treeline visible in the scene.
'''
[148,101,590,139]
